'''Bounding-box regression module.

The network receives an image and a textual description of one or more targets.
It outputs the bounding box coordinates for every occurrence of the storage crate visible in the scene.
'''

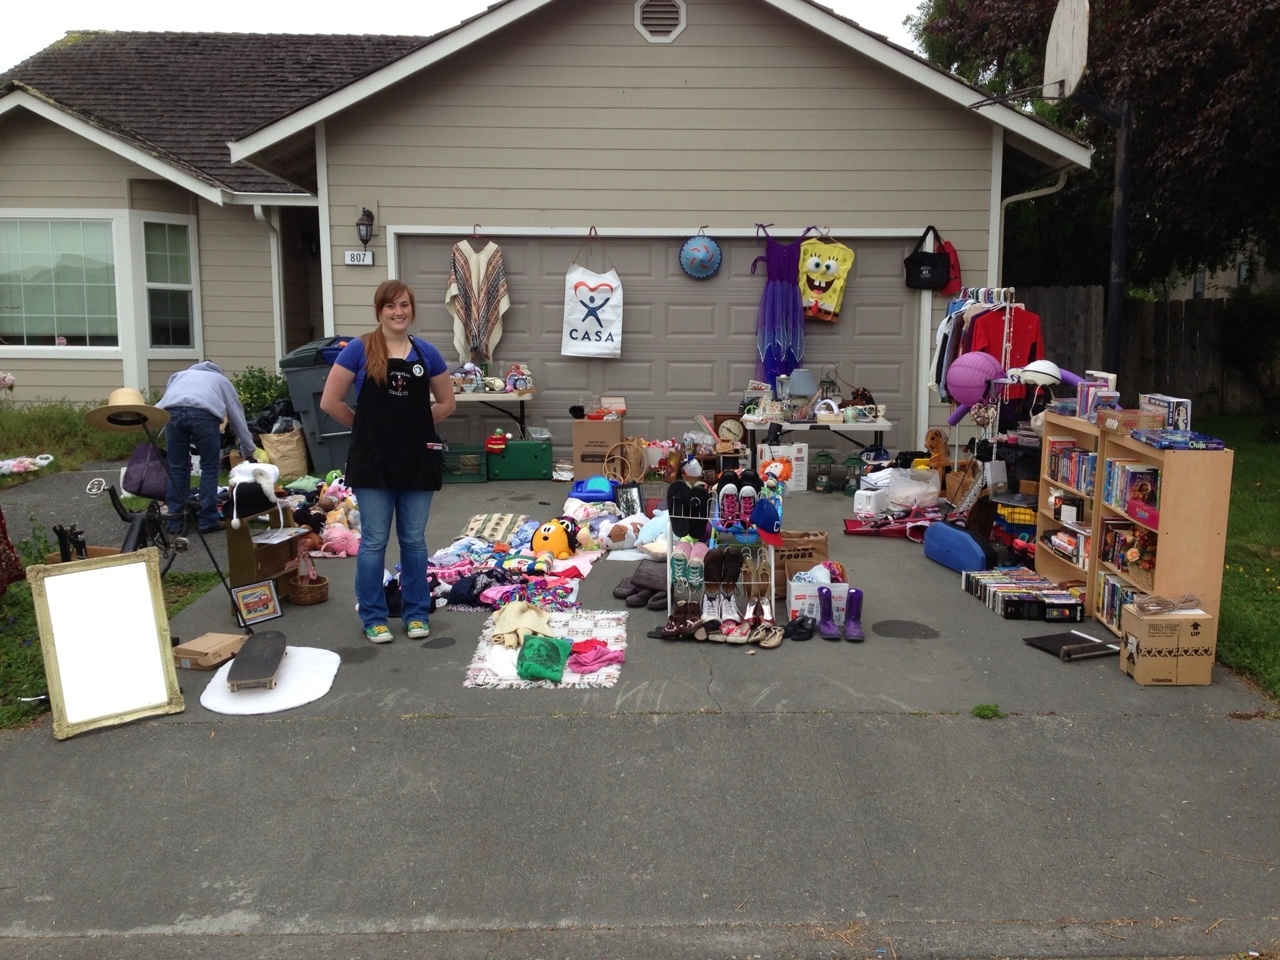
[443,445,487,483]
[487,439,553,480]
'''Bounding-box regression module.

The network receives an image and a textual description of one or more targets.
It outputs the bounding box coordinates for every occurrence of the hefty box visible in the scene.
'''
[786,578,848,623]
[572,419,624,480]
[173,632,247,670]
[757,442,808,491]
[1120,605,1217,685]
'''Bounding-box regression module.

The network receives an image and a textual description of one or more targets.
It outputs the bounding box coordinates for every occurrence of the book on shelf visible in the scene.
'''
[1129,428,1226,451]
[1138,392,1192,430]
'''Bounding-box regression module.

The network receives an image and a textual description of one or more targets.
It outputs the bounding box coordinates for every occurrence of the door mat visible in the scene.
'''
[465,609,628,690]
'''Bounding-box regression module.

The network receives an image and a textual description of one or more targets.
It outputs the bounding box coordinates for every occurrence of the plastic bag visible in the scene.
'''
[887,467,940,511]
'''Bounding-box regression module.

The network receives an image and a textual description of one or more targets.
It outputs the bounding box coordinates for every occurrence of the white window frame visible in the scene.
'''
[132,210,201,359]
[0,209,134,362]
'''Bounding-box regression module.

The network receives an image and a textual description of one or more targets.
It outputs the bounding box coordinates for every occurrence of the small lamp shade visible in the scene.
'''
[787,367,819,398]
[356,208,375,248]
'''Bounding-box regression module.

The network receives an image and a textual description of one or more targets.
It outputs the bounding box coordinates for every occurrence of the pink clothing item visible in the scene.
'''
[571,638,608,655]
[567,646,626,674]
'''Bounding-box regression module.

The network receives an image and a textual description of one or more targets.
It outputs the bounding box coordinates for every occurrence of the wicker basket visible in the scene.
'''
[1128,567,1155,592]
[288,574,329,605]
[287,551,329,604]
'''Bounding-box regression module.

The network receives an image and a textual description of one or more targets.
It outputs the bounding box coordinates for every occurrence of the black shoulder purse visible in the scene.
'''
[904,226,950,289]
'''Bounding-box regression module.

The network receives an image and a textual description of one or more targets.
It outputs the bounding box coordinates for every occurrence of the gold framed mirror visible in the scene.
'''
[27,548,184,740]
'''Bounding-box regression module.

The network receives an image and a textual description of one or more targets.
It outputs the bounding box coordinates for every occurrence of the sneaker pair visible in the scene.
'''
[365,621,429,643]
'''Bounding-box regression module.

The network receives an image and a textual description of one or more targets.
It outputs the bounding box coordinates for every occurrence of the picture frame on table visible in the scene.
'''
[232,580,283,626]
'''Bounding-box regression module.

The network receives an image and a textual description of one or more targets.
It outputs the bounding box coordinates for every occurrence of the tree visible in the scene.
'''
[910,0,1280,286]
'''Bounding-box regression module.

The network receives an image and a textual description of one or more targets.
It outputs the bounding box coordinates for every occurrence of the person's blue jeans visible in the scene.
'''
[352,486,434,630]
[163,406,224,531]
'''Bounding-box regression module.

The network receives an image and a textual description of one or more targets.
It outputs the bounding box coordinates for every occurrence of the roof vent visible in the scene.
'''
[635,0,687,43]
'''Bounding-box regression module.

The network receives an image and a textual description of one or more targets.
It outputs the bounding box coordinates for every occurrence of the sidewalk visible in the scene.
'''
[1,469,1278,959]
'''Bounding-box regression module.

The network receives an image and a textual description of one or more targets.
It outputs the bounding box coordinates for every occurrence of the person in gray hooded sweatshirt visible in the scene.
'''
[156,360,257,533]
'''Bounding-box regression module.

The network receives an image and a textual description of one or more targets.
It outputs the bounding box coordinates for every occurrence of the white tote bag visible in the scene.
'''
[562,264,623,358]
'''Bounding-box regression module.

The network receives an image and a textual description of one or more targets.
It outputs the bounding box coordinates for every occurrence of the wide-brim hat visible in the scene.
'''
[84,388,170,433]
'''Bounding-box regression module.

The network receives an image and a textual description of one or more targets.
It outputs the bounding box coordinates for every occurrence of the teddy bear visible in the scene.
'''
[925,427,951,481]
[320,525,360,557]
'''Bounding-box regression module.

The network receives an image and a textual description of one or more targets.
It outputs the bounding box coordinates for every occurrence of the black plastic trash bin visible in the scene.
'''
[279,335,360,477]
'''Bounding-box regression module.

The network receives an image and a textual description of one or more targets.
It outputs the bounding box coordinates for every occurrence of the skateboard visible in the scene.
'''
[226,631,287,692]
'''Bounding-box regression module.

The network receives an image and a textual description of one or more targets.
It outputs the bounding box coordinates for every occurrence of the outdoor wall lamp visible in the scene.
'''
[356,208,375,249]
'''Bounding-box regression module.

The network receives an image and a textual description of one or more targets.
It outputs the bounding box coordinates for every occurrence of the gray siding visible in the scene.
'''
[321,0,995,440]
[0,110,279,403]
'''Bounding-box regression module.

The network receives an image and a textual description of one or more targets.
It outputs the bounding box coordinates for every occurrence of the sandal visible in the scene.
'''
[784,616,817,641]
[753,624,784,649]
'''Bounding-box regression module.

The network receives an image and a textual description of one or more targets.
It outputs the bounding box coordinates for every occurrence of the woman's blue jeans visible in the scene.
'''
[352,486,434,630]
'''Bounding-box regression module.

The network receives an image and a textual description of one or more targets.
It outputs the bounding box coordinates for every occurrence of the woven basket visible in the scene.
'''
[288,574,329,605]
[1128,567,1155,592]
[603,437,648,483]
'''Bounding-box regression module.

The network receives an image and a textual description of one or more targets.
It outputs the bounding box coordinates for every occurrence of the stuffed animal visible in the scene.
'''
[530,519,576,560]
[598,514,647,551]
[925,427,951,480]
[320,525,360,557]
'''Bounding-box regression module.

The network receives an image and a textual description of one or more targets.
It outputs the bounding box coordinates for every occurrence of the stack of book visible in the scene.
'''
[1102,460,1161,512]
[1095,570,1146,632]
[1044,436,1097,495]
[961,567,1085,622]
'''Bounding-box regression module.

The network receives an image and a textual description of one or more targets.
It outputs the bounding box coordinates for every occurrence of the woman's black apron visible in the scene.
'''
[344,340,442,490]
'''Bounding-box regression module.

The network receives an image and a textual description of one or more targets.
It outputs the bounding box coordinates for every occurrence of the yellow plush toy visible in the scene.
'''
[530,520,574,560]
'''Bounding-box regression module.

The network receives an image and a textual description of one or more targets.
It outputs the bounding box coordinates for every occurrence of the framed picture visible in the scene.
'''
[28,548,183,740]
[232,580,283,626]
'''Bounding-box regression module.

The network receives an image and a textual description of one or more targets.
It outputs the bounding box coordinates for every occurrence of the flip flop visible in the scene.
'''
[667,480,692,538]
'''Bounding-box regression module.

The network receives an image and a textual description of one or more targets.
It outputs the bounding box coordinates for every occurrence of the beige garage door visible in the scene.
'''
[399,235,918,456]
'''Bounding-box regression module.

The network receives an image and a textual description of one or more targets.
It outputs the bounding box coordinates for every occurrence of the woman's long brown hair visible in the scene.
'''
[361,280,417,386]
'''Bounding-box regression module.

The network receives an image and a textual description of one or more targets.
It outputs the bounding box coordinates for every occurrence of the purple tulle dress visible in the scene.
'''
[752,225,816,391]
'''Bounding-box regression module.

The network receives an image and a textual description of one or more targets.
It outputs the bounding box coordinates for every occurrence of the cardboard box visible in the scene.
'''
[1099,409,1168,433]
[786,578,848,622]
[1120,605,1216,685]
[173,632,247,670]
[572,419,624,479]
[757,442,808,490]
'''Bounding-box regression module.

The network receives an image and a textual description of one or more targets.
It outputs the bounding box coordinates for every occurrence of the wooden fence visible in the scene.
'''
[1020,287,1255,414]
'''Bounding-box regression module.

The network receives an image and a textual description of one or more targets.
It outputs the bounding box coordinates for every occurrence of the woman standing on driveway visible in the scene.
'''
[320,280,456,643]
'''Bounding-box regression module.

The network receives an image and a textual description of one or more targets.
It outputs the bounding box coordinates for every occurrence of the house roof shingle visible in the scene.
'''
[0,31,430,194]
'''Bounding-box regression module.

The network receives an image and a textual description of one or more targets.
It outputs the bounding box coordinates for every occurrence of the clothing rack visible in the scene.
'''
[959,286,1016,304]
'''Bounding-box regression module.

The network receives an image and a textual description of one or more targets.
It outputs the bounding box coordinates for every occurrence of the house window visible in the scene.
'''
[1192,269,1205,300]
[144,222,193,347]
[0,219,118,346]
[635,0,686,43]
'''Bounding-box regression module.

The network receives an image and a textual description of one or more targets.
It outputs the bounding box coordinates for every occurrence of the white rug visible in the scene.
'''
[465,609,627,690]
[199,646,340,715]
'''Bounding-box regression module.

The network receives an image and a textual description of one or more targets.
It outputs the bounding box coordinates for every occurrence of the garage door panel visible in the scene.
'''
[399,235,916,450]
[845,303,912,338]
[667,303,718,336]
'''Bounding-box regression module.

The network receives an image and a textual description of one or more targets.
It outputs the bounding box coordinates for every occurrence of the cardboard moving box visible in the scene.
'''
[572,419,624,479]
[1120,605,1216,685]
[173,632,248,670]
